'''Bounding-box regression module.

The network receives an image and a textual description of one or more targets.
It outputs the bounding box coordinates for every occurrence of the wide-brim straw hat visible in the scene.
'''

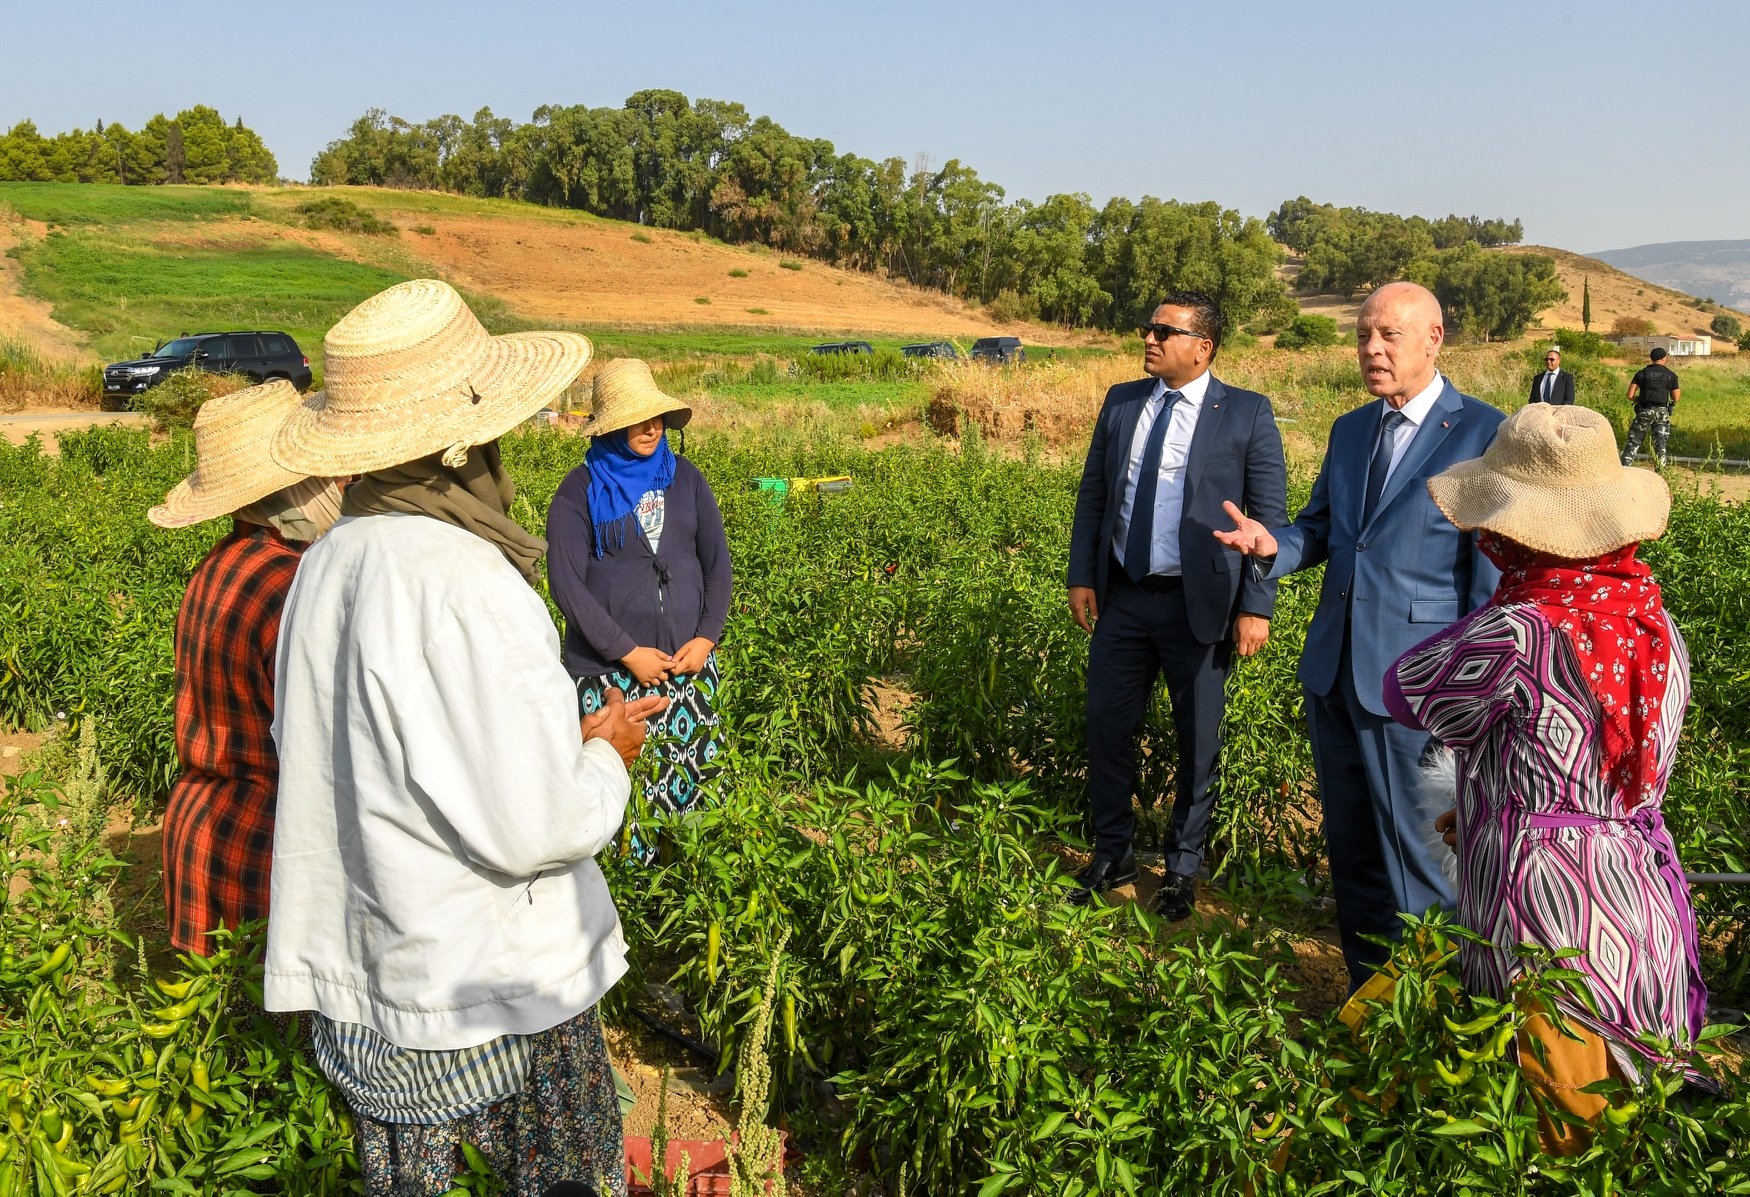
[578,358,692,436]
[1427,403,1669,558]
[149,379,312,528]
[272,279,592,475]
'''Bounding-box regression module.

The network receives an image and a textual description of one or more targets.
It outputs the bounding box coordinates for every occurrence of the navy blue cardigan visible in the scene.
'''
[546,457,733,679]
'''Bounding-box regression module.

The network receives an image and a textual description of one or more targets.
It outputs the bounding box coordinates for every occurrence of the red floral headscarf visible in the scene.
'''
[1478,532,1671,810]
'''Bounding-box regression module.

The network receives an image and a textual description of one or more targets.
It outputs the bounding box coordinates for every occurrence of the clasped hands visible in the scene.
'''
[621,638,715,687]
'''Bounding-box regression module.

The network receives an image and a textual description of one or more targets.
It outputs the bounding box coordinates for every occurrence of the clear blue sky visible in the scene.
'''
[3,0,1744,252]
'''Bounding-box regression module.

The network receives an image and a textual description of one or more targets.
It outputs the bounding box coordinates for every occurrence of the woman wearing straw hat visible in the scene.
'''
[263,280,663,1196]
[1383,403,1708,1153]
[546,358,732,865]
[147,379,342,955]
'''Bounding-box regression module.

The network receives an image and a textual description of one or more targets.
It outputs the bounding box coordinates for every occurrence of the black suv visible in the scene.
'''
[970,336,1025,365]
[102,332,313,409]
[807,341,874,356]
[901,341,961,360]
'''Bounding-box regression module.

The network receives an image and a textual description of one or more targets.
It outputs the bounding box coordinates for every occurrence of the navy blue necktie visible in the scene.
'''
[1362,410,1408,527]
[1123,389,1182,581]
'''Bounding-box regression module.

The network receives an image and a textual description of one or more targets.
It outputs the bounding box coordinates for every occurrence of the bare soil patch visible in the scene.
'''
[392,209,1063,339]
[0,218,90,364]
[0,730,46,777]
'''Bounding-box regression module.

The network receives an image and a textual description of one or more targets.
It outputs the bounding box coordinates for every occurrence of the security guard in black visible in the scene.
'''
[1622,350,1680,468]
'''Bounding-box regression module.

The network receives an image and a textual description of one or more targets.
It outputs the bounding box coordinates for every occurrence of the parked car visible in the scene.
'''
[970,336,1026,365]
[900,341,961,361]
[102,331,313,409]
[807,341,874,356]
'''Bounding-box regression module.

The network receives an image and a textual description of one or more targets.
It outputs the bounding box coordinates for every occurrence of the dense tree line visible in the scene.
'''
[309,92,1292,333]
[1267,197,1555,340]
[0,107,277,185]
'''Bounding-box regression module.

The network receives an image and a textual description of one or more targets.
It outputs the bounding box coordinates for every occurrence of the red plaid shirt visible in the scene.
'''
[162,523,304,954]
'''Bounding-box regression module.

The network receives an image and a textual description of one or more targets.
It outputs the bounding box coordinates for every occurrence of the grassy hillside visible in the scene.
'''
[0,183,1073,375]
[1507,244,1748,347]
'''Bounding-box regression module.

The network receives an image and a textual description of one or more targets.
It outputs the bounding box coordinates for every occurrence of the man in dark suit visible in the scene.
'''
[1066,290,1288,919]
[1528,347,1576,405]
[1217,282,1505,987]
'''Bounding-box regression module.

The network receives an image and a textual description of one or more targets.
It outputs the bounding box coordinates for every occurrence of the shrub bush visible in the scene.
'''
[131,369,253,431]
[1275,313,1340,350]
[728,268,750,278]
[295,196,397,235]
[792,348,914,382]
[778,259,803,271]
[1245,293,1301,336]
[1613,315,1655,337]
[1710,313,1742,340]
[1553,328,1610,358]
[985,288,1038,323]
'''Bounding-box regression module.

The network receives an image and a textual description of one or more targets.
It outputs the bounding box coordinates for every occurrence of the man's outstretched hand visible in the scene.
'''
[1213,501,1278,559]
[580,688,670,768]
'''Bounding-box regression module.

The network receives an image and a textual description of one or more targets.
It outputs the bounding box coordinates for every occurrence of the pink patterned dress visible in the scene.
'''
[1385,603,1707,1075]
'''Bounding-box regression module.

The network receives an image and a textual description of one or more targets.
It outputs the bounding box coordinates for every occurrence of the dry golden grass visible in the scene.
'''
[0,341,101,413]
[925,342,1553,468]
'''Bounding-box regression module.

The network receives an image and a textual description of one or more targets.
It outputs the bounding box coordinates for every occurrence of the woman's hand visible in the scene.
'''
[580,689,670,767]
[1434,807,1458,853]
[670,637,715,676]
[621,646,675,688]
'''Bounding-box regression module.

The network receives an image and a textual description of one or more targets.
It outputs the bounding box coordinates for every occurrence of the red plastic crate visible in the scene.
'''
[624,1132,788,1196]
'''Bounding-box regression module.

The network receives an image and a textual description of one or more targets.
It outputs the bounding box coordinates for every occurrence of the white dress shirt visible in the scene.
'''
[1540,368,1559,402]
[1380,371,1446,487]
[1111,371,1211,577]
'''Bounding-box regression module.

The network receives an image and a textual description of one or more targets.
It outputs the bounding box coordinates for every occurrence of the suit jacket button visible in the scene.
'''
[1356,542,1366,551]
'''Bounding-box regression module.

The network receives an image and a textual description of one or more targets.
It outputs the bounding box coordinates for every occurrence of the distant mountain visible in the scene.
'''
[1589,240,1750,311]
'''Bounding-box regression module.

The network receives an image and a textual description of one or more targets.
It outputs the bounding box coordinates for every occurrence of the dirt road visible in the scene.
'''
[1,410,149,449]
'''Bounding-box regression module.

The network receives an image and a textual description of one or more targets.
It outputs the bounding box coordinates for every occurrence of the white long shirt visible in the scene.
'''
[1111,371,1210,576]
[265,513,631,1050]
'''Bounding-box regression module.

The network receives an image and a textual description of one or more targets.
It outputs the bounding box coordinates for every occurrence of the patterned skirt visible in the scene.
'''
[353,1008,625,1197]
[576,652,723,865]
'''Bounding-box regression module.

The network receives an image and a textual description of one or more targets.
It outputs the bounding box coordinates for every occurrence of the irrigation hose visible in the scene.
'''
[630,1006,720,1067]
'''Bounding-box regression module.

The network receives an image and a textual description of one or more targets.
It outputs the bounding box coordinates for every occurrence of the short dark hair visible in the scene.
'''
[1158,290,1224,354]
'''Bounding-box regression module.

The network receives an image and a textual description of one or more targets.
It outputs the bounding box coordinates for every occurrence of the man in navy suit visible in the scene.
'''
[1066,290,1288,918]
[1216,282,1504,986]
[1529,347,1576,405]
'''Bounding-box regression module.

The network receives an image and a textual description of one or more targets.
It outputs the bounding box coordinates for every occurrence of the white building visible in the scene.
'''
[1615,334,1713,357]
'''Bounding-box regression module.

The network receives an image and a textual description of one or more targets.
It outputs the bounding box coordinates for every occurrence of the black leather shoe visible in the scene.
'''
[1068,851,1138,906]
[1150,871,1196,922]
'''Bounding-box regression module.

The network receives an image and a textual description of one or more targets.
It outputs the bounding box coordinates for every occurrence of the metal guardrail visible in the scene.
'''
[1688,873,1750,886]
[1660,455,1750,472]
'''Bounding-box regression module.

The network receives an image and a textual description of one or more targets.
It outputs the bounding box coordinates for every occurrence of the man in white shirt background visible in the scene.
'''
[1066,291,1287,919]
[1528,346,1576,405]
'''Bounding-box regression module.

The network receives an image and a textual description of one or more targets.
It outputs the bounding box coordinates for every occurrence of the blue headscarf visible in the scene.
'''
[584,428,676,557]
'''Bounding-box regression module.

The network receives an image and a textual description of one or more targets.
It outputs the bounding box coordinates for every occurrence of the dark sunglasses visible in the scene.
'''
[1138,321,1208,343]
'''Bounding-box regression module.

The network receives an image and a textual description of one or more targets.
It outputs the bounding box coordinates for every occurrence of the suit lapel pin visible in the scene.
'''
[1441,420,1449,428]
